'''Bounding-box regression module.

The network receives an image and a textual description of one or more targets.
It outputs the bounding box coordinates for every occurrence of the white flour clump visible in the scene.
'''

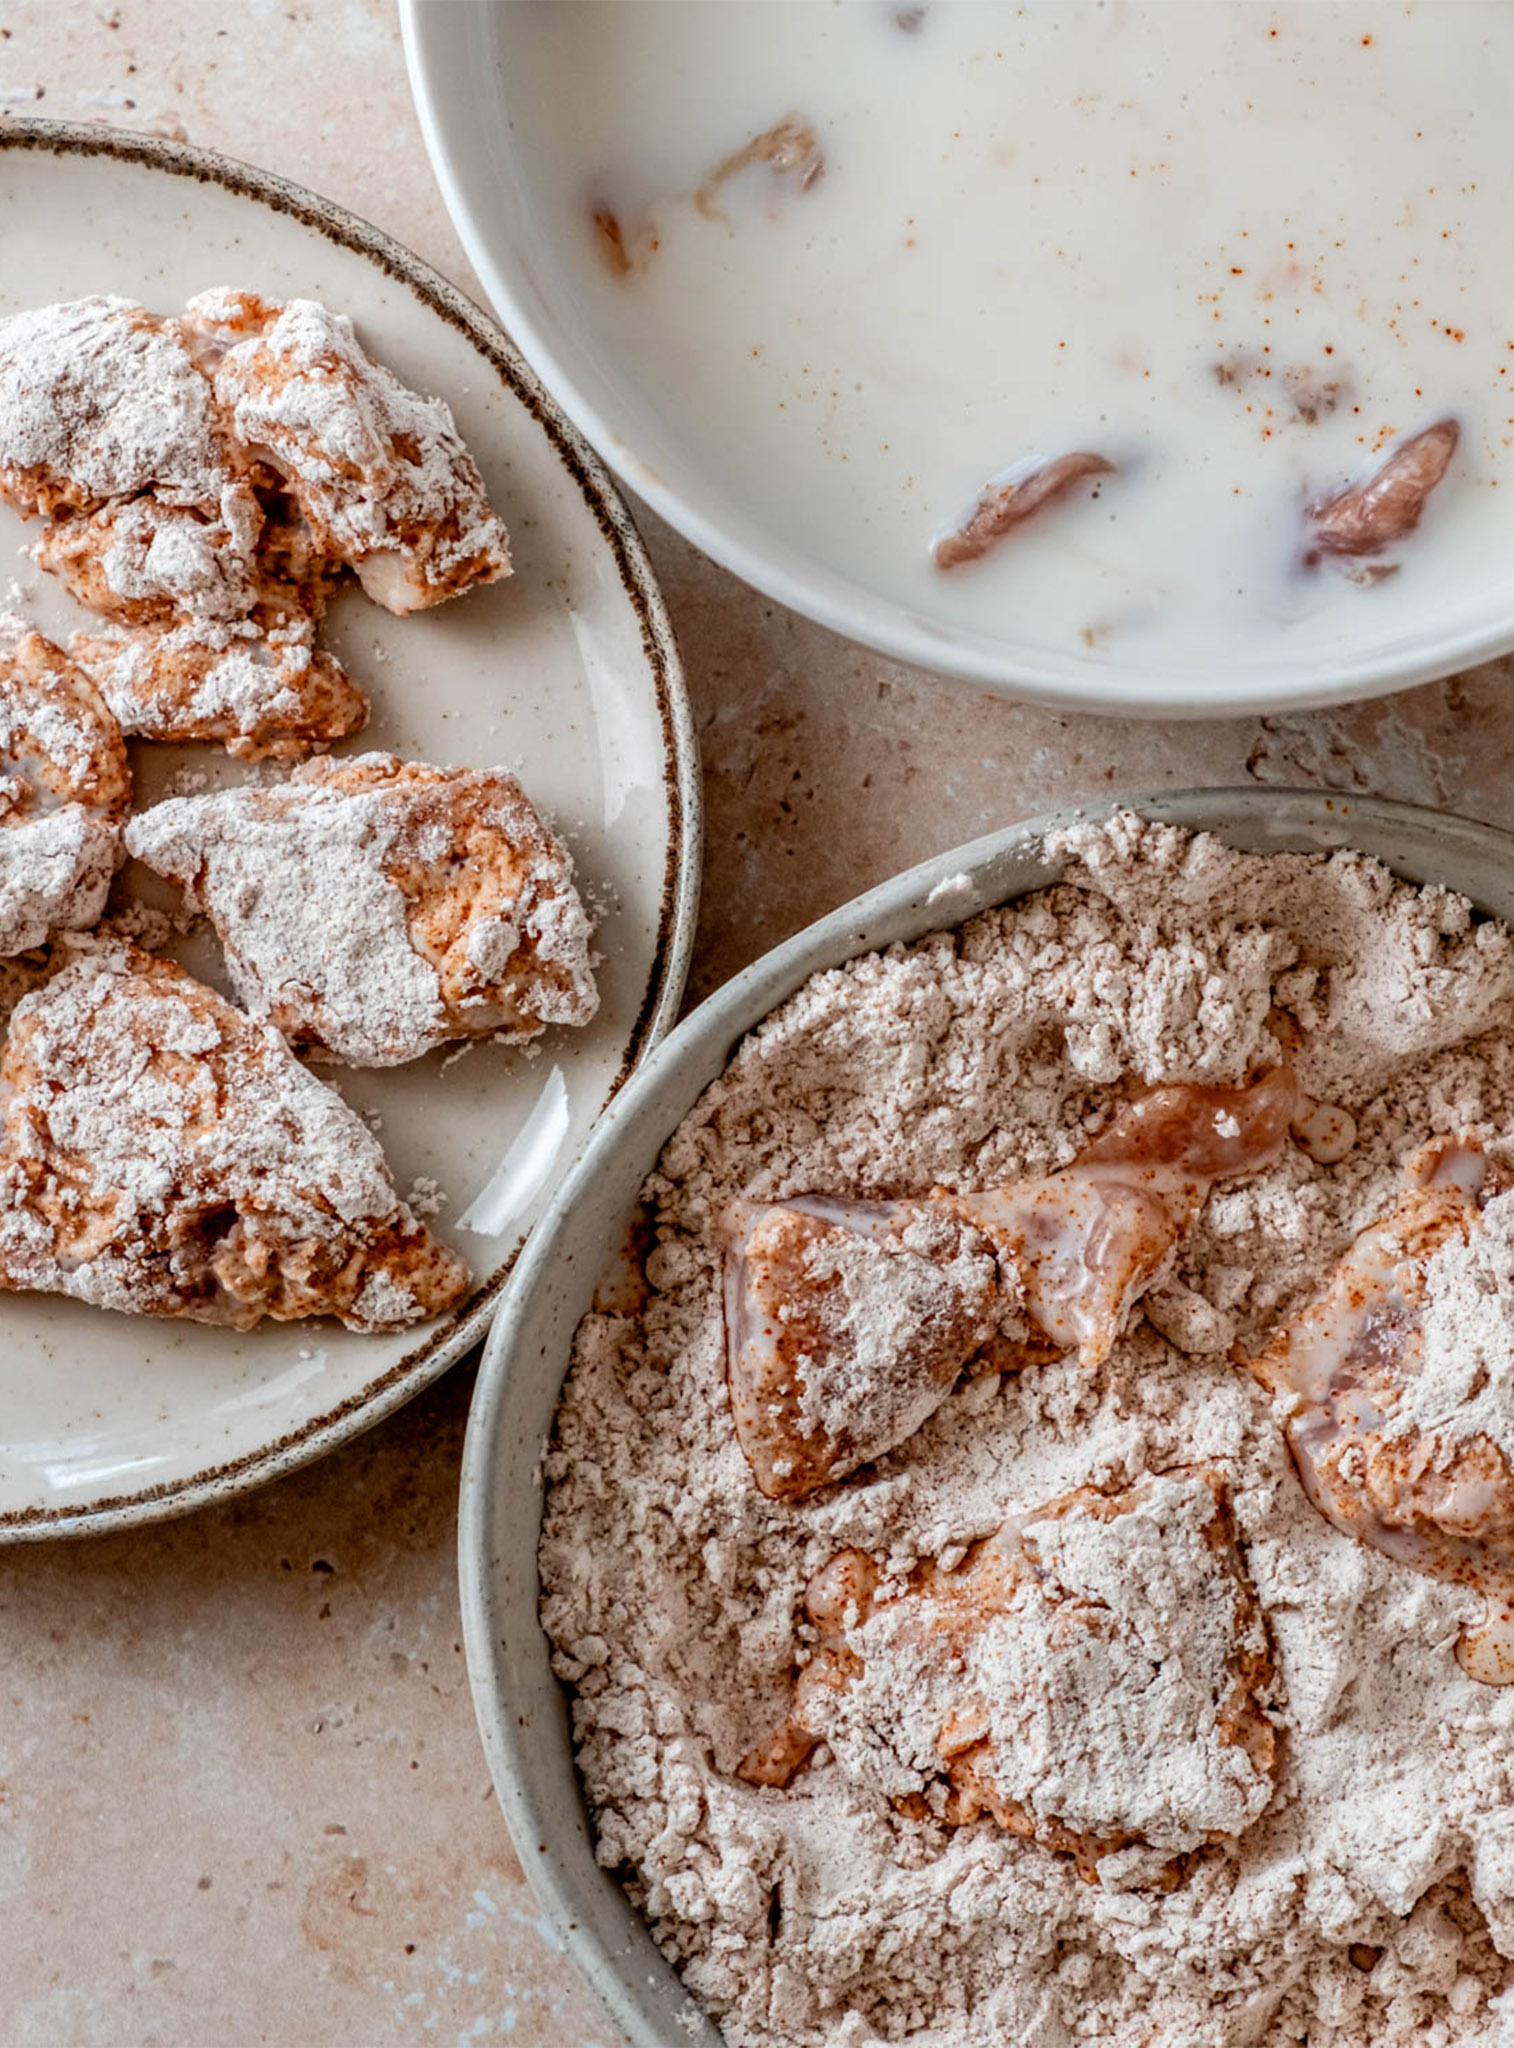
[0,936,469,1331]
[541,814,1514,2047]
[814,1470,1275,1852]
[0,628,130,956]
[0,294,228,512]
[182,289,512,611]
[126,770,448,1065]
[786,1210,1000,1463]
[126,753,598,1067]
[1403,1194,1514,1455]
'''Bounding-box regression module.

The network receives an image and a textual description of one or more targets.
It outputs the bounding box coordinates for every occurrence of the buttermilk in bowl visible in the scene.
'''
[507,0,1514,684]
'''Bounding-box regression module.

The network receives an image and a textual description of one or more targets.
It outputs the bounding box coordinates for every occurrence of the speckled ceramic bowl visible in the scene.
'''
[458,786,1514,2048]
[0,120,699,1537]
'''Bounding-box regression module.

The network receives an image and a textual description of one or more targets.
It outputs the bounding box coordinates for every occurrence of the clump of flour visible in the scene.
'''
[541,815,1514,2046]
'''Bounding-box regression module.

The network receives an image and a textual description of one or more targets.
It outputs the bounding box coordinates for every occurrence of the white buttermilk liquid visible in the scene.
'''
[505,1,1514,682]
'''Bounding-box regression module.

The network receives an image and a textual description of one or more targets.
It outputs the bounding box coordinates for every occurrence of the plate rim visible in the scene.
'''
[0,116,702,1541]
[457,786,1514,2048]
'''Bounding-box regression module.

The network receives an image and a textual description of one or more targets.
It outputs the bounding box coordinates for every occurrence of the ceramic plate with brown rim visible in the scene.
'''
[0,120,698,1539]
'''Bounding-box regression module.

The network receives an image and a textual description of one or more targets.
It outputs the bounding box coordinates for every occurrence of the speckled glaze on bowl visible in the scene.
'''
[0,120,699,1539]
[459,787,1514,2048]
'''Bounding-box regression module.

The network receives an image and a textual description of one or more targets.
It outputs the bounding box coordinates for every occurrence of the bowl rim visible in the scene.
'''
[0,115,702,1540]
[402,0,1514,718]
[458,785,1514,2048]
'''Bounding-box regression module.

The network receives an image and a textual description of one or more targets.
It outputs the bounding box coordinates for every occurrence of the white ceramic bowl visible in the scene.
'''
[404,0,1514,717]
[458,787,1514,2048]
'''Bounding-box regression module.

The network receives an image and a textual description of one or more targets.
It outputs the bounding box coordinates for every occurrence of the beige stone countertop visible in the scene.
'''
[4,5,1514,2044]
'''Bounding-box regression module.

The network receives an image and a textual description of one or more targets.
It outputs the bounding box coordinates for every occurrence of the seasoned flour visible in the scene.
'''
[541,815,1514,2045]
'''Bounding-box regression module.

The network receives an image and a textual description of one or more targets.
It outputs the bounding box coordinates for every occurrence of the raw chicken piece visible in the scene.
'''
[721,1196,1004,1501]
[1250,1138,1514,1684]
[695,115,826,219]
[935,453,1115,570]
[0,292,365,760]
[723,1069,1298,1499]
[0,938,470,1330]
[127,753,598,1066]
[739,1469,1277,1883]
[1305,418,1460,561]
[71,611,368,762]
[178,289,512,613]
[1,289,511,763]
[34,484,268,628]
[0,294,234,519]
[951,1066,1300,1361]
[0,628,129,956]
